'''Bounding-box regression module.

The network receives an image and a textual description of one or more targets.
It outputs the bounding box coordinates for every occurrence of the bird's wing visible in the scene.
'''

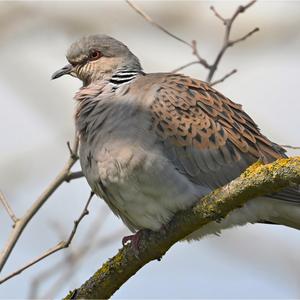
[149,73,286,189]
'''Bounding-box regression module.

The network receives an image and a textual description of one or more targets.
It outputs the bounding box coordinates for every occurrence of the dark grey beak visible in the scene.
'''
[51,64,73,80]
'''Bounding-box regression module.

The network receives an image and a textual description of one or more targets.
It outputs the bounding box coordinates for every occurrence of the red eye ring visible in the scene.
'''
[89,50,102,61]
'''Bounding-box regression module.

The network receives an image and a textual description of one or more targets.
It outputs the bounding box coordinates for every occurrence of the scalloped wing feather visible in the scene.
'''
[149,73,286,189]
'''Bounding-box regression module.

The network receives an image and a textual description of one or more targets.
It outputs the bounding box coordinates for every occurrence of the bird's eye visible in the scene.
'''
[88,50,102,61]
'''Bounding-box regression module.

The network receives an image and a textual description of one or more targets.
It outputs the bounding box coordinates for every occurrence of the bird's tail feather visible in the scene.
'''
[186,192,300,241]
[267,187,300,230]
[268,209,300,230]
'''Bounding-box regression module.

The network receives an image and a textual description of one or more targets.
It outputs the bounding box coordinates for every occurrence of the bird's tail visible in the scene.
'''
[186,188,300,241]
[266,187,300,230]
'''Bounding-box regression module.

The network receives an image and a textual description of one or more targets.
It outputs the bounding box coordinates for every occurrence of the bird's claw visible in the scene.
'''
[122,230,144,255]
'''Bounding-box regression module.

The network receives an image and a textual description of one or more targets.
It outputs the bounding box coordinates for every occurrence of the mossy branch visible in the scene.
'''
[64,157,300,299]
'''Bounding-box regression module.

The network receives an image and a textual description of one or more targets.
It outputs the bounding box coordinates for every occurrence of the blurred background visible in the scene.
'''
[1,0,300,298]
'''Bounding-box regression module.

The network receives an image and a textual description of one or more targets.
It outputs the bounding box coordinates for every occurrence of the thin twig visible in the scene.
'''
[126,0,191,47]
[207,0,258,82]
[28,206,123,298]
[29,206,118,298]
[210,5,226,24]
[127,0,258,85]
[236,0,257,17]
[229,27,260,47]
[191,40,211,69]
[171,61,199,73]
[0,191,18,224]
[0,134,79,273]
[210,69,237,86]
[65,171,84,182]
[0,244,67,285]
[229,1,257,27]
[42,229,124,299]
[0,192,94,285]
[67,141,78,160]
[126,1,211,71]
[63,191,94,247]
[29,209,107,298]
[281,145,300,150]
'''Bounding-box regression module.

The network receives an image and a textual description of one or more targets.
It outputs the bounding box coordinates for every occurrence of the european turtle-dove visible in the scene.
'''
[52,34,300,242]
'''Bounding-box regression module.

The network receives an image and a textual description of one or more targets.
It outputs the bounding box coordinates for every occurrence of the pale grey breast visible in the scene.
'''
[75,77,210,231]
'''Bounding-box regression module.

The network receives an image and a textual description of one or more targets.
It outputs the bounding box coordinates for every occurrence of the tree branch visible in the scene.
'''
[65,171,84,182]
[229,27,260,46]
[210,69,237,86]
[210,5,226,24]
[281,144,300,150]
[0,134,79,273]
[126,1,211,71]
[127,0,259,85]
[36,229,124,299]
[171,60,199,73]
[64,157,300,299]
[0,191,94,285]
[125,0,191,47]
[206,1,259,82]
[28,208,117,298]
[0,191,18,225]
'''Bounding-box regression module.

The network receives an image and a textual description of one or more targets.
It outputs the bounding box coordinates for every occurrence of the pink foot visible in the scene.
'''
[122,231,143,250]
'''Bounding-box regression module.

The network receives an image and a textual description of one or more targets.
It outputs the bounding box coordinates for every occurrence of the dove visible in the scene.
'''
[52,34,300,245]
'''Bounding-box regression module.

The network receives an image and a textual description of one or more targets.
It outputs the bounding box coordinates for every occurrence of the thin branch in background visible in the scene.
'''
[171,60,199,73]
[125,0,191,47]
[65,171,84,183]
[127,0,259,85]
[0,191,94,285]
[190,40,211,69]
[42,229,125,299]
[206,0,258,82]
[210,69,237,86]
[210,5,226,23]
[127,1,299,150]
[281,145,300,150]
[29,209,108,298]
[28,205,125,299]
[0,134,79,274]
[126,0,210,71]
[67,140,78,160]
[229,27,259,46]
[0,191,18,225]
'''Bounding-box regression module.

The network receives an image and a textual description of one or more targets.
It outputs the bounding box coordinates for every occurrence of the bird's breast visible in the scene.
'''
[77,101,204,231]
[77,96,157,187]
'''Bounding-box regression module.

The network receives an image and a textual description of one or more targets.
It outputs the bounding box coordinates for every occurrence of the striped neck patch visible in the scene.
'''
[109,69,143,86]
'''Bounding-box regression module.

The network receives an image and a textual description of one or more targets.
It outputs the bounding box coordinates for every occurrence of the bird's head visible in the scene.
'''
[51,34,142,85]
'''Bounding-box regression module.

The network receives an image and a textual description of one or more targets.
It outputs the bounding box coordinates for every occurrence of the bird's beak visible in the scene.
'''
[51,64,73,80]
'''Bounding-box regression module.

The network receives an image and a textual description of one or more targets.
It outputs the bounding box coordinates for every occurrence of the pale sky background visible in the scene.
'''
[1,0,300,299]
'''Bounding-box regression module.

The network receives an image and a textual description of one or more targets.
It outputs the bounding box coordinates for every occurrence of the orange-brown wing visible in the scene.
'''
[150,73,286,189]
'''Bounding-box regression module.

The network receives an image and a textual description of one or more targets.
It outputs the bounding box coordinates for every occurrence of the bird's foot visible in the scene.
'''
[122,226,167,259]
[122,229,150,258]
[122,230,143,249]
